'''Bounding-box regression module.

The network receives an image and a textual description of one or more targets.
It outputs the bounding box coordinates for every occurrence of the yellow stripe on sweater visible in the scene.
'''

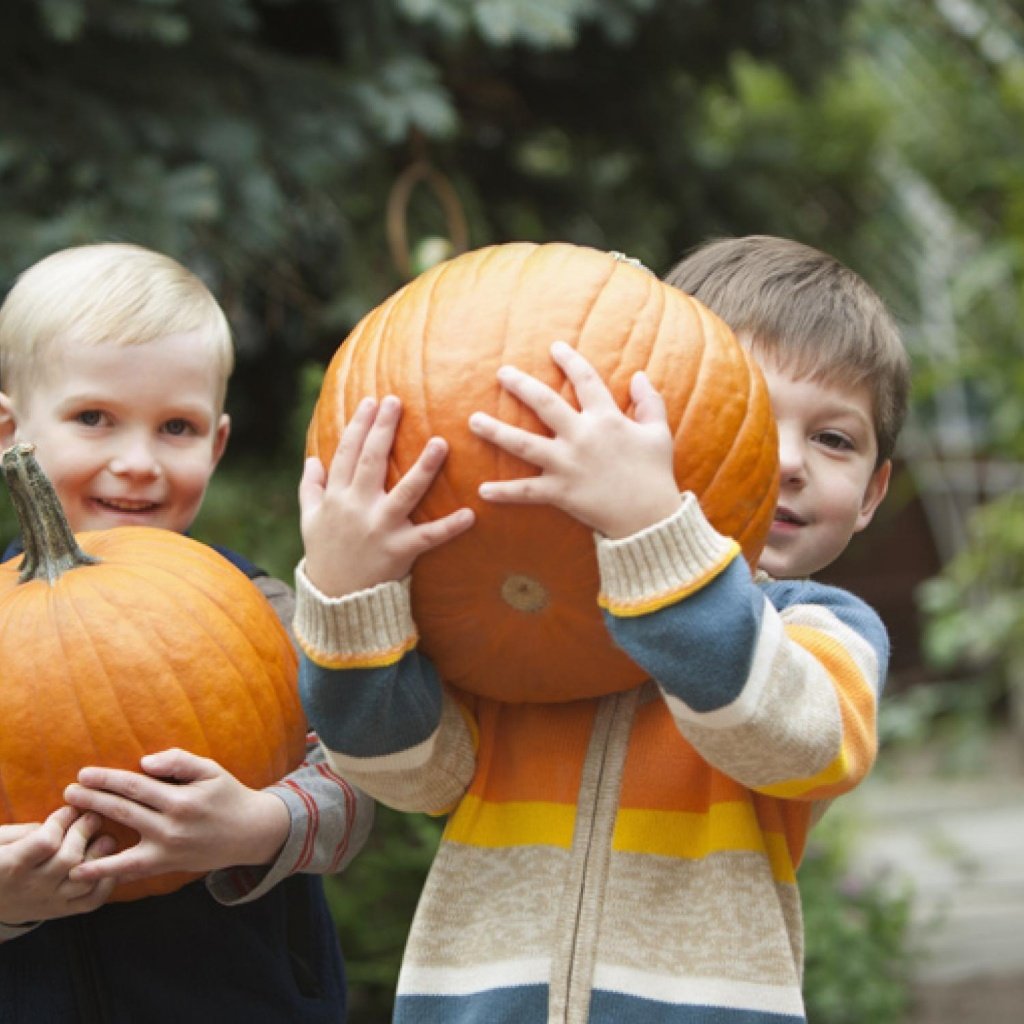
[614,803,797,883]
[444,795,795,883]
[755,749,851,800]
[297,635,417,670]
[444,794,576,849]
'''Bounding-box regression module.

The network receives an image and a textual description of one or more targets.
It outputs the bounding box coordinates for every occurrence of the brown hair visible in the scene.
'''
[664,235,910,464]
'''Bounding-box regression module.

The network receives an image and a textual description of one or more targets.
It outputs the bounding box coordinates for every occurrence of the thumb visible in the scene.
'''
[630,371,667,425]
[140,748,212,783]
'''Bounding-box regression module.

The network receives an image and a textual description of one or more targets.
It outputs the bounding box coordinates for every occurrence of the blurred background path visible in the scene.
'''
[849,730,1024,1023]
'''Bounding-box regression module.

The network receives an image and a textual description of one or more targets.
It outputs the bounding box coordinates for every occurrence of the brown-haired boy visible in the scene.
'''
[294,236,910,1022]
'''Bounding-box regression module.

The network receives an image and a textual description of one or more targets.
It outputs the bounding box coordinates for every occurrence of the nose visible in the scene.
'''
[776,425,806,485]
[109,434,162,479]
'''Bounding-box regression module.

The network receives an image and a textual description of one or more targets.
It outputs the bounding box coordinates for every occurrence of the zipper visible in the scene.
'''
[548,686,640,1023]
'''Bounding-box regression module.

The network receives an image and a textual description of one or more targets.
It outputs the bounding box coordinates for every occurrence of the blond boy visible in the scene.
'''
[0,243,371,1023]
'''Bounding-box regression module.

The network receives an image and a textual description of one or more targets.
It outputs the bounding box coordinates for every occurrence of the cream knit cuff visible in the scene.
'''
[596,492,739,611]
[293,560,417,664]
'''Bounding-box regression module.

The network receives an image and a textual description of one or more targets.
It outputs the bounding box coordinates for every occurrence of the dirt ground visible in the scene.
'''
[906,973,1024,1023]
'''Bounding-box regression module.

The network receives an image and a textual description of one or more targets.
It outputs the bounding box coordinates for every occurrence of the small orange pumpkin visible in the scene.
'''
[307,242,778,703]
[0,444,305,902]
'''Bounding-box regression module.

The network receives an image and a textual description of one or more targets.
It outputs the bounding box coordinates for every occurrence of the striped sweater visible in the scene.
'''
[296,492,888,1024]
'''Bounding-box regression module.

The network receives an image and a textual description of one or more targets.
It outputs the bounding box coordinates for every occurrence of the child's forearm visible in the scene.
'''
[293,564,476,812]
[207,737,375,903]
[599,495,885,797]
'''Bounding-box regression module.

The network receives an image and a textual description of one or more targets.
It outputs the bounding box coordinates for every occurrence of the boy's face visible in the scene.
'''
[755,354,890,579]
[0,331,230,535]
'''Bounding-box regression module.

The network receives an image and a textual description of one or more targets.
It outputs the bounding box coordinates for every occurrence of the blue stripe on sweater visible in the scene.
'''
[299,651,444,757]
[603,556,763,712]
[394,988,803,1023]
[394,985,549,1023]
[589,989,805,1023]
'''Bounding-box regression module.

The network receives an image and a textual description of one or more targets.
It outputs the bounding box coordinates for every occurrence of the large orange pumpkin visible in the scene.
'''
[307,242,779,703]
[0,444,305,902]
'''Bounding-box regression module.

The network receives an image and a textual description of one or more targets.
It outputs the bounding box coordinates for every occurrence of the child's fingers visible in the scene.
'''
[549,340,618,412]
[494,364,576,434]
[0,822,40,845]
[468,412,552,470]
[411,507,476,553]
[385,437,450,518]
[327,396,378,487]
[61,811,105,861]
[66,767,170,820]
[478,475,554,506]
[629,370,669,425]
[70,846,138,886]
[350,395,401,493]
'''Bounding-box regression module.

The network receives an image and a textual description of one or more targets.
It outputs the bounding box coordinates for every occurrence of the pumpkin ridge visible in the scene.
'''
[671,304,717,493]
[743,436,782,555]
[74,556,275,774]
[414,257,466,515]
[693,324,756,517]
[371,270,417,493]
[494,245,540,485]
[73,567,206,765]
[610,263,664,396]
[133,559,285,773]
[572,254,633,411]
[183,556,301,774]
[1,594,50,818]
[566,247,618,371]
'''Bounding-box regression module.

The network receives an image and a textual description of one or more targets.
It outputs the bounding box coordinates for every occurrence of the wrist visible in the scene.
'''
[234,791,290,868]
[598,491,683,540]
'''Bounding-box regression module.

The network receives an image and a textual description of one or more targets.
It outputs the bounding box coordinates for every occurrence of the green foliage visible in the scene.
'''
[800,813,917,1024]
[325,807,442,1023]
[0,0,859,458]
[918,493,1024,728]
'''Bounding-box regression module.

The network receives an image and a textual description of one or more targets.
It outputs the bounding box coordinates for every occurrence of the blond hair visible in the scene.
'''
[664,235,910,464]
[0,243,233,407]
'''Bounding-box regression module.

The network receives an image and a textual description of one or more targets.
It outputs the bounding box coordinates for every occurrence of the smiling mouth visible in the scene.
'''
[94,498,161,514]
[773,507,807,526]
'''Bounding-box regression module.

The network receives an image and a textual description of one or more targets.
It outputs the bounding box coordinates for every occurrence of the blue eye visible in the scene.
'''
[163,419,193,436]
[76,410,103,427]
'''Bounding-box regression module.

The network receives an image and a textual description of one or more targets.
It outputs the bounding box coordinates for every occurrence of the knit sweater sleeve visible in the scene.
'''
[206,572,375,904]
[205,733,375,904]
[292,561,477,814]
[598,493,887,800]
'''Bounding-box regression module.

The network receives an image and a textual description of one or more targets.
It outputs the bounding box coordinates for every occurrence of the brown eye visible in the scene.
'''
[816,431,853,451]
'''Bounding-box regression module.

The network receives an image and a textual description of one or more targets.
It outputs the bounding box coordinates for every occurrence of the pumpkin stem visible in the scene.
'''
[1,443,99,583]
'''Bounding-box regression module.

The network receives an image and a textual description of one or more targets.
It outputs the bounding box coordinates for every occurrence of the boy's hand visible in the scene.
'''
[0,807,117,925]
[64,749,291,886]
[469,341,681,538]
[299,395,475,598]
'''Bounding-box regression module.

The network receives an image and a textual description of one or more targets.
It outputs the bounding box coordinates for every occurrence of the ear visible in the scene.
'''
[854,459,892,534]
[211,413,231,469]
[0,392,18,449]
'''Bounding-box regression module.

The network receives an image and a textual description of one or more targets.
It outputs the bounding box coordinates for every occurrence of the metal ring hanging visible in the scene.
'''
[386,159,469,279]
